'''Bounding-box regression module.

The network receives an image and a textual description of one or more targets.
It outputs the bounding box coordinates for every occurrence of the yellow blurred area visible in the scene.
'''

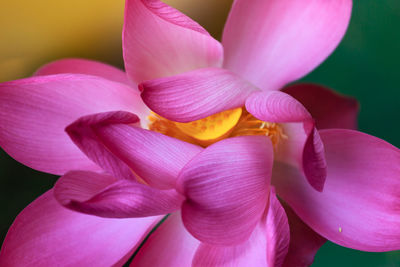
[0,0,232,82]
[0,1,125,82]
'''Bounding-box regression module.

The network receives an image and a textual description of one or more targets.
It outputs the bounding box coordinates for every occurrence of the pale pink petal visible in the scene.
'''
[123,0,223,83]
[281,201,326,267]
[266,188,290,267]
[131,212,200,266]
[34,58,132,86]
[178,136,273,245]
[54,170,184,218]
[68,111,202,189]
[273,129,400,251]
[0,74,147,175]
[140,67,258,122]
[0,190,161,266]
[283,83,359,130]
[246,91,326,192]
[223,0,352,91]
[192,189,289,267]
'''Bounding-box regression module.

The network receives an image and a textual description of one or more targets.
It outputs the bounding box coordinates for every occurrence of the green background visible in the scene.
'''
[1,0,399,266]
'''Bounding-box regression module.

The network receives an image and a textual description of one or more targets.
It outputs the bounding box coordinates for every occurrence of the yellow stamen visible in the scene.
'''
[148,108,286,148]
[147,113,196,144]
[175,108,242,146]
[230,109,287,147]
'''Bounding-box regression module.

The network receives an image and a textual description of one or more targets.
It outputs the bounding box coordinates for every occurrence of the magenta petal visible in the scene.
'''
[223,0,352,91]
[266,188,290,267]
[131,212,200,266]
[193,221,268,267]
[140,67,258,122]
[0,74,147,175]
[34,58,132,86]
[179,136,273,245]
[66,111,141,180]
[246,91,327,191]
[67,111,202,188]
[283,83,359,130]
[302,128,327,192]
[274,129,400,251]
[123,0,223,83]
[192,189,289,267]
[0,190,161,266]
[54,170,184,218]
[281,202,326,267]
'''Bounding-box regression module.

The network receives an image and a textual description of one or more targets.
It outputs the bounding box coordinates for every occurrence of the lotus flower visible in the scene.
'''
[51,111,294,266]
[0,106,322,266]
[136,0,400,255]
[1,0,400,266]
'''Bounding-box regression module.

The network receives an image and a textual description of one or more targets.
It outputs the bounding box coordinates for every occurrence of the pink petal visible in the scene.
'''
[179,136,273,245]
[0,74,147,175]
[131,212,200,266]
[34,58,132,86]
[281,202,326,267]
[54,170,184,218]
[140,67,258,122]
[0,190,161,266]
[222,0,352,91]
[266,188,290,267]
[192,189,289,267]
[67,111,202,189]
[193,221,268,267]
[66,111,141,180]
[283,83,359,130]
[246,91,327,192]
[273,129,400,251]
[123,0,223,83]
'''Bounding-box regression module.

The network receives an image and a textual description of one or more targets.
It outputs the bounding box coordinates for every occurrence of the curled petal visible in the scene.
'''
[246,91,326,191]
[179,136,273,245]
[223,0,352,91]
[54,170,184,218]
[67,111,202,188]
[274,129,400,251]
[123,0,223,82]
[66,111,140,180]
[140,67,258,122]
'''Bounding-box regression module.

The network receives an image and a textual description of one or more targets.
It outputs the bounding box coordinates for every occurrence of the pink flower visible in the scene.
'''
[0,107,317,266]
[52,111,293,266]
[136,0,400,255]
[0,0,399,266]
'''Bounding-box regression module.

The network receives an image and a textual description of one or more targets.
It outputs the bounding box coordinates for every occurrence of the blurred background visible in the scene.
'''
[0,0,399,265]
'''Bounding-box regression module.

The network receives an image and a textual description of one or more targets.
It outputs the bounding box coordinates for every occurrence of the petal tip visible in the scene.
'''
[303,127,327,192]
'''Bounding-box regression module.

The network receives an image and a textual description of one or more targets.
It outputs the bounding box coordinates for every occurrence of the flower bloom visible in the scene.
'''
[0,0,400,266]
[52,111,294,266]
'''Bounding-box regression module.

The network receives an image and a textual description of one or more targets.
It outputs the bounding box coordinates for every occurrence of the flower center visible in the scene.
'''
[148,108,286,147]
